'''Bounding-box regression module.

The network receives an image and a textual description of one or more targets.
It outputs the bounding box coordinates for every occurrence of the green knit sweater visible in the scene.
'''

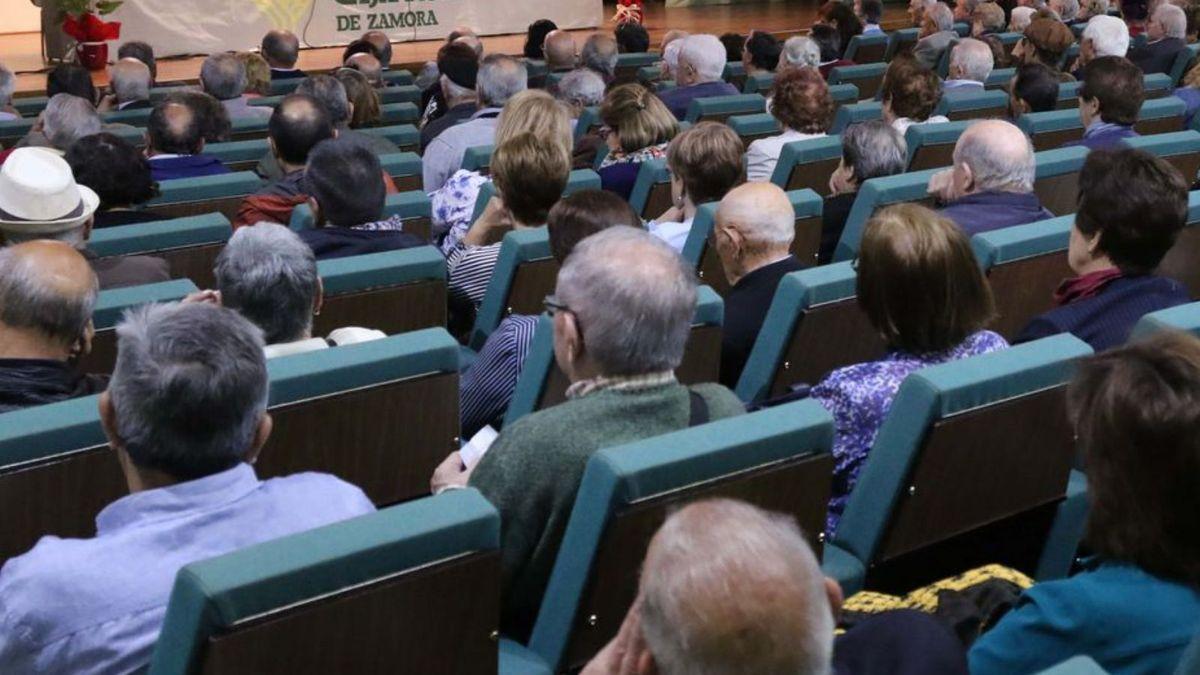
[469,381,745,642]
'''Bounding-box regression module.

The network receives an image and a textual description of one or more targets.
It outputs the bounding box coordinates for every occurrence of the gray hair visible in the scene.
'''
[1057,0,1081,20]
[556,68,606,108]
[640,499,834,675]
[0,64,12,107]
[1010,6,1036,30]
[1156,3,1187,38]
[42,94,101,151]
[662,40,686,75]
[955,120,1036,191]
[841,121,907,183]
[214,222,318,345]
[0,245,97,348]
[477,54,528,108]
[297,75,351,125]
[679,34,728,83]
[950,38,995,82]
[1083,15,1130,57]
[109,302,268,481]
[581,34,619,81]
[200,53,247,101]
[782,36,822,69]
[111,60,152,104]
[1083,0,1110,18]
[929,2,955,31]
[556,227,696,375]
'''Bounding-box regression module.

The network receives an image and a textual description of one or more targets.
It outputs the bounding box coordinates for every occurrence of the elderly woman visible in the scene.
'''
[815,203,1007,536]
[596,83,681,200]
[1013,16,1079,80]
[649,121,746,252]
[780,35,823,72]
[881,56,949,134]
[970,331,1200,674]
[66,133,160,229]
[1010,5,1037,31]
[818,0,866,58]
[821,121,907,264]
[746,68,835,182]
[236,51,272,97]
[335,67,383,128]
[556,68,609,169]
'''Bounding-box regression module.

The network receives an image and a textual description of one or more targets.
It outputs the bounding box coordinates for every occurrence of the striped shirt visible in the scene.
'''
[447,242,502,307]
[460,314,540,438]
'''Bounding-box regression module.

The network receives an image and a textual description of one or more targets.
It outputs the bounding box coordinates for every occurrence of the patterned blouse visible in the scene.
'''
[597,142,669,170]
[812,330,1009,538]
[431,169,489,255]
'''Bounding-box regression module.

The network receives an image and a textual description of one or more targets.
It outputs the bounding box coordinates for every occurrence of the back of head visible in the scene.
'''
[809,24,843,62]
[546,189,642,262]
[200,53,248,101]
[717,182,796,253]
[496,89,572,151]
[268,93,335,166]
[524,19,558,59]
[149,100,203,155]
[66,132,158,210]
[42,94,101,151]
[679,34,728,83]
[341,38,382,67]
[477,54,528,108]
[305,138,386,227]
[954,119,1036,192]
[491,131,571,225]
[857,203,995,354]
[745,31,783,71]
[0,241,98,351]
[363,30,393,66]
[1057,0,1081,21]
[1083,14,1131,56]
[0,65,13,107]
[344,52,383,85]
[238,51,273,96]
[882,56,943,120]
[770,67,835,134]
[667,121,746,206]
[782,36,822,69]
[166,91,232,144]
[47,64,96,105]
[437,41,481,102]
[335,68,381,128]
[297,74,351,126]
[1010,6,1037,30]
[556,227,697,375]
[1155,3,1188,38]
[600,83,680,153]
[110,302,267,481]
[581,34,620,81]
[117,41,157,80]
[261,29,300,68]
[543,30,578,70]
[215,222,318,344]
[557,68,607,109]
[1013,62,1062,112]
[1022,16,1076,65]
[1080,55,1144,125]
[639,499,833,675]
[721,33,747,63]
[615,22,651,53]
[862,0,884,22]
[1067,332,1200,586]
[841,120,908,183]
[110,59,152,104]
[927,2,956,31]
[951,38,995,82]
[1075,148,1186,273]
[973,2,1007,31]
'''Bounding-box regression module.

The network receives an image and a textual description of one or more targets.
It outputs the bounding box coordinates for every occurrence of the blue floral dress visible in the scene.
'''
[430,169,489,255]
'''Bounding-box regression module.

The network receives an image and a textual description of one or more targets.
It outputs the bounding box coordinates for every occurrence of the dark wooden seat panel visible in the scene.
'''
[767,298,886,398]
[986,251,1072,341]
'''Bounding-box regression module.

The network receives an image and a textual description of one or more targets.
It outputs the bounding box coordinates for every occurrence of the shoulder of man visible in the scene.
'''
[687,382,747,420]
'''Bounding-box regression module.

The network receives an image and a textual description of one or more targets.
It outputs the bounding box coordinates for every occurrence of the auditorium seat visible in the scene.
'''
[242,85,428,110]
[1033,656,1110,674]
[470,168,602,222]
[1120,130,1200,186]
[833,167,941,261]
[735,262,884,404]
[227,116,272,142]
[1168,43,1200,86]
[637,65,662,85]
[462,144,494,174]
[378,151,423,191]
[984,67,1016,90]
[468,227,556,350]
[1142,72,1174,100]
[313,247,448,337]
[953,22,971,37]
[995,32,1024,56]
[844,33,890,64]
[884,27,921,61]
[1134,96,1186,135]
[511,400,835,673]
[1175,630,1200,675]
[628,158,673,219]
[0,118,36,147]
[377,101,421,126]
[380,69,416,87]
[614,52,660,84]
[935,89,1010,121]
[290,189,432,241]
[143,171,264,221]
[684,189,824,296]
[88,213,232,288]
[504,287,725,424]
[147,489,501,675]
[1031,146,1089,216]
[722,62,747,91]
[80,279,200,375]
[828,63,888,102]
[971,215,1073,340]
[1154,190,1200,298]
[205,138,270,172]
[359,123,420,153]
[830,100,884,133]
[1016,109,1085,151]
[573,106,601,141]
[102,107,153,126]
[742,71,775,95]
[1132,301,1200,340]
[684,93,767,124]
[1056,81,1082,109]
[905,120,970,171]
[825,334,1093,593]
[769,134,844,196]
[727,113,783,146]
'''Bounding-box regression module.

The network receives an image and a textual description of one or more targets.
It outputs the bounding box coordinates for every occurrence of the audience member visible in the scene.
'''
[524,19,558,59]
[101,59,152,111]
[720,32,747,63]
[812,25,855,78]
[543,30,579,74]
[1065,55,1144,149]
[747,68,834,182]
[780,35,822,72]
[237,51,273,96]
[262,29,305,80]
[1125,0,1152,37]
[910,0,939,27]
[342,38,382,67]
[956,0,981,21]
[743,30,783,74]
[362,30,394,70]
[46,63,97,106]
[824,121,908,263]
[0,65,17,121]
[859,0,886,33]
[1009,62,1063,116]
[658,34,740,120]
[557,69,608,168]
[659,36,687,81]
[1128,3,1188,73]
[419,43,480,153]
[649,122,746,252]
[914,2,959,69]
[1079,0,1111,19]
[970,332,1200,673]
[201,53,272,122]
[1017,149,1188,350]
[431,226,746,641]
[18,94,100,157]
[1073,14,1131,77]
[167,90,233,144]
[1051,0,1084,23]
[929,119,1053,234]
[615,21,651,53]
[344,52,384,87]
[66,133,160,228]
[215,223,385,357]
[597,83,680,200]
[335,67,383,128]
[581,34,620,83]
[944,38,994,92]
[117,41,156,83]
[0,241,104,414]
[881,56,949,134]
[144,100,230,181]
[818,1,865,59]
[1010,5,1037,31]
[0,301,374,672]
[1013,16,1078,79]
[972,1,1008,36]
[815,203,1005,536]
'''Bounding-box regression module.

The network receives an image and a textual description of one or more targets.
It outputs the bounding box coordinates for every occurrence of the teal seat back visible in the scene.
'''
[1135,95,1186,136]
[89,213,232,288]
[289,189,432,242]
[905,120,970,170]
[1132,301,1200,340]
[742,71,775,94]
[1057,81,1082,109]
[615,52,660,83]
[525,401,835,672]
[148,489,501,675]
[462,144,495,174]
[81,279,200,376]
[360,123,419,151]
[684,93,766,124]
[722,62,747,89]
[727,112,781,146]
[1169,43,1200,86]
[313,246,447,337]
[381,69,416,86]
[637,65,662,85]
[628,158,673,219]
[1143,72,1174,98]
[145,171,264,221]
[380,85,422,106]
[228,116,270,141]
[1034,656,1110,674]
[1154,190,1200,298]
[1175,629,1200,675]
[0,118,35,145]
[936,89,1010,121]
[505,288,725,425]
[971,215,1074,340]
[468,228,555,350]
[834,168,941,261]
[845,33,890,64]
[830,101,884,133]
[470,169,601,222]
[832,334,1093,591]
[735,263,883,403]
[828,63,888,101]
[268,78,302,95]
[830,82,861,106]
[885,28,921,61]
[1120,130,1200,185]
[984,66,1016,89]
[1017,109,1085,151]
[1032,146,1089,216]
[574,106,600,142]
[205,139,270,172]
[378,151,423,191]
[102,107,152,125]
[379,101,420,125]
[953,21,971,37]
[770,134,844,196]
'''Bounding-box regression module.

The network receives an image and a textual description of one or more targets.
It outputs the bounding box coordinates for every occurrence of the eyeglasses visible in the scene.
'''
[850,256,860,271]
[544,294,571,317]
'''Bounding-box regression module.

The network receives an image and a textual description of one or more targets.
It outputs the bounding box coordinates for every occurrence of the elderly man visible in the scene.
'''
[0,301,374,673]
[14,94,99,160]
[0,149,169,289]
[928,119,1053,235]
[200,53,271,122]
[557,69,607,168]
[659,34,740,121]
[581,34,620,84]
[423,54,527,191]
[345,52,384,87]
[1051,0,1084,23]
[0,65,17,122]
[100,59,152,111]
[1129,3,1188,74]
[944,38,994,92]
[144,100,231,181]
[581,500,969,675]
[715,184,806,388]
[362,30,393,70]
[1073,14,1131,76]
[420,42,480,153]
[117,41,156,84]
[823,121,909,264]
[1010,6,1037,31]
[0,241,105,413]
[910,0,938,27]
[1066,56,1144,149]
[913,3,959,69]
[215,223,384,358]
[544,30,579,74]
[431,227,745,640]
[971,1,1007,35]
[779,35,822,72]
[262,29,306,80]
[659,31,689,80]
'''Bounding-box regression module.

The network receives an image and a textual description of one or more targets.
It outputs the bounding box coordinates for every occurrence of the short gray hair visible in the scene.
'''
[1010,6,1036,30]
[215,222,318,345]
[0,245,97,348]
[640,500,834,675]
[581,34,619,81]
[42,94,101,151]
[955,120,1036,191]
[782,36,822,68]
[928,2,955,30]
[1057,0,1081,20]
[950,38,995,82]
[477,54,528,108]
[841,120,907,183]
[297,74,351,125]
[679,34,728,83]
[111,60,152,104]
[200,53,247,101]
[0,64,15,107]
[556,68,606,108]
[1083,15,1130,57]
[1084,0,1110,18]
[1156,3,1187,38]
[556,227,696,375]
[110,302,268,480]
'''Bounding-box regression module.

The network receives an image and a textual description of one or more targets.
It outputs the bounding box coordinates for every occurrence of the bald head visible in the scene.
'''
[110,59,151,105]
[148,100,202,155]
[949,38,994,83]
[544,30,578,70]
[954,119,1036,193]
[662,29,690,49]
[454,34,484,57]
[261,29,300,69]
[0,241,98,353]
[269,93,334,166]
[362,30,392,66]
[345,52,382,85]
[717,182,796,251]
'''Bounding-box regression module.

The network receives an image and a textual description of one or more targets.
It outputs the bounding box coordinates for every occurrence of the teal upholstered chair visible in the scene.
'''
[378,102,420,126]
[1169,43,1200,86]
[884,28,921,61]
[953,21,971,36]
[637,65,662,85]
[935,89,1010,121]
[468,228,555,350]
[1031,146,1090,216]
[685,93,767,124]
[628,158,673,219]
[1035,656,1110,674]
[144,171,264,221]
[1135,95,1186,135]
[148,489,502,675]
[505,288,725,425]
[205,138,270,172]
[727,113,781,146]
[845,33,890,64]
[360,123,420,152]
[742,71,775,94]
[825,334,1094,593]
[313,246,447,337]
[722,62,747,90]
[227,116,271,142]
[89,213,232,288]
[378,151,424,191]
[1131,301,1200,340]
[1016,109,1085,151]
[0,117,35,146]
[828,63,888,102]
[1175,630,1200,675]
[505,400,835,673]
[984,66,1016,89]
[829,82,862,108]
[905,120,970,170]
[1155,190,1200,298]
[102,106,152,126]
[830,101,884,133]
[1143,72,1174,99]
[769,134,844,196]
[971,215,1073,340]
[615,52,660,84]
[735,263,883,404]
[833,168,941,261]
[378,86,422,106]
[1056,81,1083,109]
[381,68,416,86]
[574,106,600,142]
[471,169,602,222]
[290,189,432,242]
[1120,130,1200,186]
[80,279,200,375]
[462,144,494,174]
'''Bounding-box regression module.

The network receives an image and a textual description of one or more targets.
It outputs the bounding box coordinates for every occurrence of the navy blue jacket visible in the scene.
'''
[1062,123,1139,151]
[1016,274,1190,351]
[658,81,740,121]
[298,227,425,261]
[938,190,1054,237]
[148,154,231,182]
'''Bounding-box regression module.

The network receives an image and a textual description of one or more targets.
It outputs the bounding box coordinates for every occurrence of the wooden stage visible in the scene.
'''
[0,1,910,95]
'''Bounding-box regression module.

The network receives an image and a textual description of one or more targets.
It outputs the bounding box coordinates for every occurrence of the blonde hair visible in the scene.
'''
[492,131,572,225]
[335,68,381,128]
[236,52,271,96]
[495,90,572,155]
[599,83,680,153]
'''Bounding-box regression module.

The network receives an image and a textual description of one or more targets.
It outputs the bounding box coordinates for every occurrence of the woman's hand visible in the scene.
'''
[461,196,514,246]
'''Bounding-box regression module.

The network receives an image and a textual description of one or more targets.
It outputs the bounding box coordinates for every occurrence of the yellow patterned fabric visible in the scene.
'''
[843,564,1035,615]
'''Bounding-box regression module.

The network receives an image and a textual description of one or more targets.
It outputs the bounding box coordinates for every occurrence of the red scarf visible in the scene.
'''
[1053,268,1125,306]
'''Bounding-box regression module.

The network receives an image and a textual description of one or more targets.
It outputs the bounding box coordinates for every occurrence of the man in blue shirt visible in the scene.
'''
[0,301,375,673]
[144,100,231,182]
[1063,56,1143,151]
[657,34,740,121]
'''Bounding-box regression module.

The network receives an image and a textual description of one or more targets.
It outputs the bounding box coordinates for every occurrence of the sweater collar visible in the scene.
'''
[565,370,677,400]
[1054,267,1126,305]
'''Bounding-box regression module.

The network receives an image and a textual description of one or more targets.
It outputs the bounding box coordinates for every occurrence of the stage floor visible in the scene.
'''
[1,1,910,95]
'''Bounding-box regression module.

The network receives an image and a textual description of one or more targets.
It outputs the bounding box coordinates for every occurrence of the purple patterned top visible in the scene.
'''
[812,330,1009,538]
[431,169,489,255]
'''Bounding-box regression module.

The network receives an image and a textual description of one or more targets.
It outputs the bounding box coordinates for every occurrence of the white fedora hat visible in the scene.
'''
[0,148,99,234]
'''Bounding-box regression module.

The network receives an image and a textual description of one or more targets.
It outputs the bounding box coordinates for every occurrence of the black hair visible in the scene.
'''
[47,64,96,105]
[268,94,335,166]
[118,41,157,80]
[148,100,204,155]
[614,22,651,53]
[306,138,387,227]
[745,31,783,71]
[1012,62,1061,114]
[524,19,559,59]
[66,133,159,210]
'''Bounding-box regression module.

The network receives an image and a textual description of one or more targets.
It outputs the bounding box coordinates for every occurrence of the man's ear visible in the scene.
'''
[961,162,976,192]
[824,577,845,622]
[636,650,658,675]
[556,310,584,366]
[313,276,324,317]
[244,412,273,464]
[196,138,205,154]
[307,196,324,228]
[1085,228,1103,256]
[99,391,124,451]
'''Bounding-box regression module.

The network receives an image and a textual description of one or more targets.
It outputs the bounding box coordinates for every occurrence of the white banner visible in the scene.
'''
[109,0,604,58]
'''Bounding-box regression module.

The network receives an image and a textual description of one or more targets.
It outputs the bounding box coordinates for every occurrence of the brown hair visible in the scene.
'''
[599,83,680,153]
[1079,56,1145,126]
[236,51,272,97]
[769,67,835,134]
[856,203,995,354]
[881,55,943,121]
[1068,332,1200,586]
[335,68,381,129]
[666,121,746,206]
[491,131,572,226]
[546,189,642,262]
